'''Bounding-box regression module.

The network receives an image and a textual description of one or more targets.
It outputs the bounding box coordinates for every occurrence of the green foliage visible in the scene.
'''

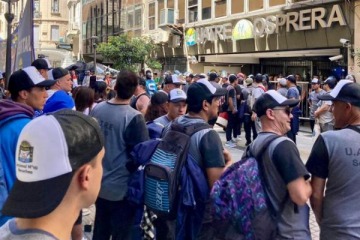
[97,34,162,72]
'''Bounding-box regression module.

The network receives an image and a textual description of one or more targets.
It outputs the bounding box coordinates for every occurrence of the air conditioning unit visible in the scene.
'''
[159,8,175,26]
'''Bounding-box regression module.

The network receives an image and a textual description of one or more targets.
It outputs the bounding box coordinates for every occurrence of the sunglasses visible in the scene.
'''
[272,106,291,116]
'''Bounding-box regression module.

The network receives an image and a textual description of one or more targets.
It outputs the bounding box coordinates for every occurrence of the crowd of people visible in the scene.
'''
[0,59,359,240]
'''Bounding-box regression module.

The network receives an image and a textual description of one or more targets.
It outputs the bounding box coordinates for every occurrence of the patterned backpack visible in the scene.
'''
[210,135,281,240]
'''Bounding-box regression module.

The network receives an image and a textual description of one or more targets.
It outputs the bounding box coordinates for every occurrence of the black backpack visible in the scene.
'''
[143,122,210,219]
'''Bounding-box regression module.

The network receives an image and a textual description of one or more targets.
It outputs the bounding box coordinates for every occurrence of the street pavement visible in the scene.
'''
[82,124,320,239]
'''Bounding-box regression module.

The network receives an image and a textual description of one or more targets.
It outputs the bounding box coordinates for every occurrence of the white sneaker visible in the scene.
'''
[225,141,236,148]
[236,136,242,141]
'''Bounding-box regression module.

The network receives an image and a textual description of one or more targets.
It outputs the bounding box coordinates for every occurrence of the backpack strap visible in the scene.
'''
[170,122,211,137]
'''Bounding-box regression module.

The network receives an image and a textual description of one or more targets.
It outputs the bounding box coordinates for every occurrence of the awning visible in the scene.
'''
[199,48,341,64]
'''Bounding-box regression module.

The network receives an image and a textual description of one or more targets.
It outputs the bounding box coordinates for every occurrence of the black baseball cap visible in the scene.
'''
[318,80,360,107]
[151,91,168,105]
[31,58,52,70]
[186,79,227,106]
[286,75,296,83]
[8,67,56,94]
[2,110,104,218]
[253,90,300,117]
[52,67,69,80]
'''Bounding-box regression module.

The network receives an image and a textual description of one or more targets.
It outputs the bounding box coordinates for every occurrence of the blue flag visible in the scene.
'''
[12,0,35,72]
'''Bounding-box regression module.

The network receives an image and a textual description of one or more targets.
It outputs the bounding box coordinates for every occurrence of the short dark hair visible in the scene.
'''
[187,96,214,113]
[115,70,138,99]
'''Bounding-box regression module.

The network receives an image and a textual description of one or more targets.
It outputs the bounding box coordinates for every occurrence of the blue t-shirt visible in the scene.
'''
[145,79,158,97]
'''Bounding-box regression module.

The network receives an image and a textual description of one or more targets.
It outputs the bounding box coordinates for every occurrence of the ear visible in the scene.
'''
[76,165,91,190]
[18,90,29,100]
[265,108,275,120]
[202,99,209,111]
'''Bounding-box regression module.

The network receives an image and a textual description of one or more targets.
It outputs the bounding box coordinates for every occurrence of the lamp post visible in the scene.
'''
[91,36,98,75]
[4,0,15,88]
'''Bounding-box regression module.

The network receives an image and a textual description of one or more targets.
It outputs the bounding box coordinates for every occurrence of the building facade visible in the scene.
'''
[66,0,82,61]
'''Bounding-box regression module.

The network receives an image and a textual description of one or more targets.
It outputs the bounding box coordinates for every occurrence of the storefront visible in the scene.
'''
[184,2,353,81]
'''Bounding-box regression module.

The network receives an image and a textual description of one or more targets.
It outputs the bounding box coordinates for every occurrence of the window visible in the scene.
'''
[34,0,39,12]
[51,25,59,41]
[249,0,263,11]
[231,0,243,14]
[188,0,198,23]
[52,0,59,13]
[215,0,226,18]
[177,0,185,23]
[202,0,211,20]
[127,8,134,29]
[134,5,142,28]
[158,0,164,25]
[148,2,155,30]
[269,0,286,6]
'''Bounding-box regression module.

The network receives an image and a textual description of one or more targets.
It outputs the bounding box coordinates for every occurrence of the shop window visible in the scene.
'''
[215,0,226,18]
[249,0,263,11]
[148,2,155,30]
[188,0,198,23]
[269,0,286,6]
[231,0,244,14]
[202,0,211,20]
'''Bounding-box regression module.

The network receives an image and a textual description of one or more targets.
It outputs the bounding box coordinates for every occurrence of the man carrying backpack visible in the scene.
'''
[250,90,312,239]
[151,78,233,239]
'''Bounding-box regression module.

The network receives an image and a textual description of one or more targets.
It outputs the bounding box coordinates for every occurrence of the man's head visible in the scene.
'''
[318,80,360,129]
[113,70,138,100]
[163,74,185,93]
[286,75,296,87]
[311,78,321,90]
[323,76,337,91]
[135,76,146,95]
[145,70,152,80]
[245,77,253,87]
[209,72,219,82]
[186,79,227,121]
[278,78,287,87]
[184,72,193,83]
[253,90,300,135]
[2,110,105,218]
[229,74,238,85]
[52,67,72,92]
[31,58,52,79]
[254,73,263,84]
[8,66,56,109]
[167,89,187,120]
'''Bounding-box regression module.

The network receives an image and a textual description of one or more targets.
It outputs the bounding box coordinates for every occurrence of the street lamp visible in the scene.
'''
[91,36,98,75]
[3,0,17,88]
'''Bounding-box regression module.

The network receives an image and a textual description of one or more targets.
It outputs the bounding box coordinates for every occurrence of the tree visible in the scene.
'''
[97,34,162,72]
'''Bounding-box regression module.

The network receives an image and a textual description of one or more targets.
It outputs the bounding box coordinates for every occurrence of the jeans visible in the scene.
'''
[93,197,136,240]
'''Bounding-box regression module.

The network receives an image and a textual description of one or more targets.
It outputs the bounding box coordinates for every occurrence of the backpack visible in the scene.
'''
[128,122,210,220]
[210,135,284,240]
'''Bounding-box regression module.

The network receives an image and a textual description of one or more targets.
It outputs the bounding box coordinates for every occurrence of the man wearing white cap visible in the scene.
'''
[0,67,56,225]
[154,89,187,128]
[308,78,325,134]
[163,74,185,94]
[307,80,360,240]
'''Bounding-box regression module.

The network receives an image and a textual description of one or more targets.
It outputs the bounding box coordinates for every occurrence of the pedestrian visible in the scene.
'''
[0,73,6,99]
[159,78,233,239]
[90,70,149,240]
[0,67,56,225]
[277,78,288,97]
[163,74,185,94]
[0,110,105,240]
[242,77,257,146]
[43,67,75,114]
[224,74,239,148]
[145,70,158,97]
[130,77,150,115]
[31,58,52,79]
[308,77,326,133]
[183,72,194,94]
[306,80,360,240]
[250,90,312,239]
[314,76,337,132]
[153,88,187,128]
[250,73,266,133]
[286,75,302,143]
[74,86,95,115]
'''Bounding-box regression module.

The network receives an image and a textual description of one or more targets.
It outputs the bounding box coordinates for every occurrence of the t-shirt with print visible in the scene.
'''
[306,126,360,240]
[317,91,333,124]
[0,219,57,239]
